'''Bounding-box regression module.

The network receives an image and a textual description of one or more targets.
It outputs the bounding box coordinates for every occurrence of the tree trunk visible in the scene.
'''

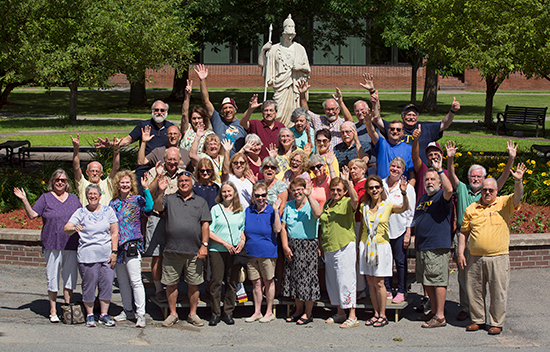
[128,71,147,106]
[68,81,78,125]
[0,83,18,110]
[410,55,422,104]
[422,67,438,112]
[484,75,500,125]
[165,68,189,102]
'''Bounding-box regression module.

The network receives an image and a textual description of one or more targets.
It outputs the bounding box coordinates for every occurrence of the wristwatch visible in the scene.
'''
[202,242,209,247]
[112,250,118,254]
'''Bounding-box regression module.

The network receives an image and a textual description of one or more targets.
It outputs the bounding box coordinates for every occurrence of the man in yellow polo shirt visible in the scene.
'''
[457,163,526,336]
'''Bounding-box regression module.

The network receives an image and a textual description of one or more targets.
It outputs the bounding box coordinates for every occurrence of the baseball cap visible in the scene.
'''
[220,97,238,111]
[402,104,420,114]
[425,141,443,154]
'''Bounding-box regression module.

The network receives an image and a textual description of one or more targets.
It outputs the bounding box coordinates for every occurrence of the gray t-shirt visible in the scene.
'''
[163,192,212,254]
[68,205,118,263]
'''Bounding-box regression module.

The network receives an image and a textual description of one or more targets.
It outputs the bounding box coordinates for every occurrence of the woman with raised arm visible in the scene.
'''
[242,134,264,180]
[309,152,337,209]
[283,149,311,186]
[221,139,254,208]
[193,158,221,209]
[267,127,297,180]
[180,79,214,151]
[315,129,340,177]
[319,167,360,328]
[360,175,409,328]
[189,126,224,184]
[14,169,81,323]
[110,171,153,328]
[289,107,315,154]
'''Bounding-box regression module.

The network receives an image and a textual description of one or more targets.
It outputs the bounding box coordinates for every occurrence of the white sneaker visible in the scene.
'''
[114,310,135,322]
[135,315,146,328]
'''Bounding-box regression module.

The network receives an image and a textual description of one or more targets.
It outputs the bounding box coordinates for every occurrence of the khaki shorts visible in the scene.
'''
[246,257,276,281]
[416,248,450,286]
[161,252,204,286]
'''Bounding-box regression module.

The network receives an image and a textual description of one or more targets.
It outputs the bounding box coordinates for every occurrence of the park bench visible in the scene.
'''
[18,146,95,167]
[0,140,31,166]
[496,105,548,138]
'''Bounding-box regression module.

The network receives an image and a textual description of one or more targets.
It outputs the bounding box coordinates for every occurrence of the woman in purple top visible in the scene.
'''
[14,169,82,323]
[109,171,153,328]
[283,149,311,187]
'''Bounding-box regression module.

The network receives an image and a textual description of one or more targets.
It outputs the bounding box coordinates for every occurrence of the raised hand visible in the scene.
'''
[296,80,310,94]
[249,94,262,110]
[451,97,460,112]
[431,154,443,171]
[511,163,526,180]
[341,165,350,185]
[267,143,278,158]
[369,91,379,104]
[155,160,164,177]
[359,73,375,92]
[363,110,374,123]
[112,136,122,151]
[141,125,154,143]
[185,79,193,95]
[221,139,234,153]
[158,174,168,191]
[304,142,312,156]
[70,134,80,147]
[304,179,313,196]
[446,140,457,158]
[13,187,27,200]
[325,150,335,165]
[94,136,112,149]
[196,123,206,138]
[412,124,421,139]
[141,174,149,191]
[333,87,343,104]
[506,140,518,158]
[399,175,408,193]
[274,197,282,211]
[194,64,208,81]
[245,169,258,184]
[242,140,254,153]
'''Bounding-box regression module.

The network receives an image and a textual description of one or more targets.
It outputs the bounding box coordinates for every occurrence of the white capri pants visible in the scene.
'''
[44,249,78,292]
[324,241,356,309]
[115,252,146,316]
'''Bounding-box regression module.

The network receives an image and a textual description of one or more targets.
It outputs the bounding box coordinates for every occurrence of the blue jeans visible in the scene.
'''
[384,232,408,294]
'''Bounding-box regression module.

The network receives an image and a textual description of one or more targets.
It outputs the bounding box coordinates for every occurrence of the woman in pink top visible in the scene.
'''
[308,152,337,209]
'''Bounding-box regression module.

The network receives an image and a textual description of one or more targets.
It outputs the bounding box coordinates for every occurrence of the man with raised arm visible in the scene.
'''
[240,95,285,159]
[354,73,380,176]
[412,157,453,328]
[297,80,353,150]
[71,134,120,206]
[446,140,517,321]
[137,124,192,171]
[458,163,525,335]
[194,64,246,156]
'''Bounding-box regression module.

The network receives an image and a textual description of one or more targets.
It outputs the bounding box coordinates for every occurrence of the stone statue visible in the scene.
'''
[259,14,311,127]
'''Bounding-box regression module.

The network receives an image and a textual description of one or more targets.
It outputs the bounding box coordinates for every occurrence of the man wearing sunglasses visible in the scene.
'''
[457,163,525,335]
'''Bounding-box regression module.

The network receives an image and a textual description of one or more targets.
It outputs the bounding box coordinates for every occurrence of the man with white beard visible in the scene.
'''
[96,100,174,194]
[297,80,354,150]
[412,157,453,328]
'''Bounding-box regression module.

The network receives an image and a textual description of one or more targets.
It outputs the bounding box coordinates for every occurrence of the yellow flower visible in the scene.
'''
[543,172,547,177]
[456,152,462,157]
[498,163,506,168]
[533,189,539,194]
[526,169,533,174]
[468,152,472,156]
[546,161,550,167]
[523,180,528,184]
[544,180,550,186]
[41,181,45,185]
[531,160,536,165]
[479,151,484,155]
[454,163,458,168]
[489,167,495,173]
[487,175,493,178]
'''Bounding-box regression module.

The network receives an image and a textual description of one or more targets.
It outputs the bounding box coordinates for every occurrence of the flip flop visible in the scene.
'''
[296,316,313,325]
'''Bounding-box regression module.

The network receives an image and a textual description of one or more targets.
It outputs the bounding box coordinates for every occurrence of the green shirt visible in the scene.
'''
[320,197,356,252]
[456,181,481,228]
[209,204,245,252]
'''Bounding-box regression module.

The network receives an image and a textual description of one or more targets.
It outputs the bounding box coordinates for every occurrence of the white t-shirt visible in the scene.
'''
[383,178,416,239]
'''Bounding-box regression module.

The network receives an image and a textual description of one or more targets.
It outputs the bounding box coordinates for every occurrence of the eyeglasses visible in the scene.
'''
[389,127,402,132]
[254,193,267,198]
[232,161,246,166]
[481,188,496,194]
[55,178,67,183]
[330,188,344,193]
[316,139,329,144]
[263,165,277,171]
[291,158,302,164]
[368,185,381,190]
[310,164,324,171]
[154,108,166,113]
[199,169,213,174]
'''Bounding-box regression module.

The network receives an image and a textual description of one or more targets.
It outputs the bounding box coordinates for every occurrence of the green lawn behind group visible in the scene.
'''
[1,88,549,151]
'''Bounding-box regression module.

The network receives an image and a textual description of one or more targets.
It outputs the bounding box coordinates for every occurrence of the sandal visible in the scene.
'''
[326,313,347,324]
[296,316,313,325]
[286,315,300,323]
[340,318,359,329]
[421,316,447,328]
[365,316,379,326]
[373,317,388,328]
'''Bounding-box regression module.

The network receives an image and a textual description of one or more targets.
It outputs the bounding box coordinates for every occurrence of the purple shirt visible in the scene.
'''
[33,192,82,250]
[248,119,286,159]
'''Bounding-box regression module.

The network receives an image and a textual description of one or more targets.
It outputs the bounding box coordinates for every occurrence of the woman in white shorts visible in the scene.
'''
[359,175,409,327]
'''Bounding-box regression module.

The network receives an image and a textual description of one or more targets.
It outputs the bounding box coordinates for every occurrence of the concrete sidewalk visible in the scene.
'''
[0,263,548,351]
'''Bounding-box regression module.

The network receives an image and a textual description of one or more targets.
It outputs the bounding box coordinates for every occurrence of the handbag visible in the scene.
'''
[219,204,248,267]
[125,240,140,257]
[61,302,85,324]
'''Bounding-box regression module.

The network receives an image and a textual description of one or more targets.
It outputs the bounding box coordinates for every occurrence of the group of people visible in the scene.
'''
[15,69,525,334]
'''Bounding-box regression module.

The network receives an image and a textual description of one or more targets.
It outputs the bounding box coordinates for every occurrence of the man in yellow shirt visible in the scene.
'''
[457,163,526,335]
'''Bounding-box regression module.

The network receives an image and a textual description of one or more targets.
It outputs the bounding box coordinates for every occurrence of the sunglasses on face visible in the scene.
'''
[316,139,329,144]
[263,165,277,171]
[232,161,246,166]
[153,108,166,113]
[254,193,268,198]
[368,185,381,190]
[310,164,324,171]
[389,127,402,132]
[55,178,67,183]
[481,188,496,194]
[199,169,213,174]
[176,170,193,179]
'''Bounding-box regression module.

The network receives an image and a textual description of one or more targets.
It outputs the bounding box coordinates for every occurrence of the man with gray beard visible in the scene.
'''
[412,157,453,328]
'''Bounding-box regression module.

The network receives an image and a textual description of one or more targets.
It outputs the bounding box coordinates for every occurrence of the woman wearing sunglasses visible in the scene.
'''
[222,140,254,208]
[266,127,297,180]
[315,129,340,178]
[359,174,409,327]
[190,128,224,184]
[193,158,221,209]
[260,157,288,214]
[243,183,282,323]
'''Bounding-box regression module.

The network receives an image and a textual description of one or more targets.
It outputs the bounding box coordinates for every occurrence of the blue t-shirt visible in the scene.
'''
[244,204,277,258]
[412,189,452,251]
[383,120,442,166]
[356,122,376,164]
[374,135,414,179]
[193,183,220,209]
[210,110,246,156]
[282,200,318,240]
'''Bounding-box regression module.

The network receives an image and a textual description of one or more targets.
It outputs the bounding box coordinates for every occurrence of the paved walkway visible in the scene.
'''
[0,263,549,350]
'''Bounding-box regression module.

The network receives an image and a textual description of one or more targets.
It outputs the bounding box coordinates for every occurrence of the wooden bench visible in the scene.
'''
[0,140,31,166]
[18,146,95,166]
[496,105,548,138]
[150,295,409,322]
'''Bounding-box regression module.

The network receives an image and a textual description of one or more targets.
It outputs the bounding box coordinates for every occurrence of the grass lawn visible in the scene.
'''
[1,88,549,150]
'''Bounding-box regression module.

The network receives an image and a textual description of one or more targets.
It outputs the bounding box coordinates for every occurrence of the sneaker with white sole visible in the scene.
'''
[392,293,405,304]
[49,314,60,323]
[135,315,146,328]
[114,310,135,322]
[99,314,116,327]
[86,314,96,327]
